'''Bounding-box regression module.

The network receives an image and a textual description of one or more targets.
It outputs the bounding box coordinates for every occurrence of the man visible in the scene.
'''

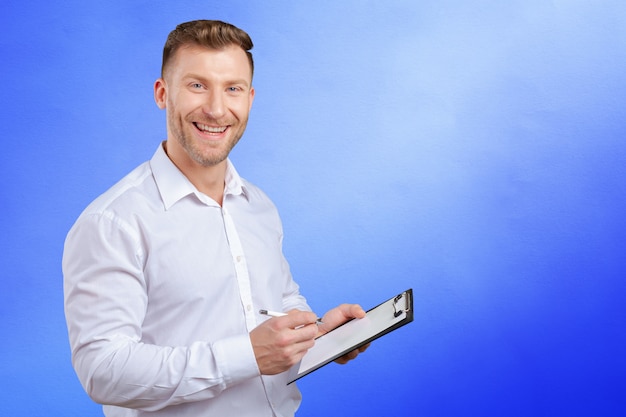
[63,20,366,417]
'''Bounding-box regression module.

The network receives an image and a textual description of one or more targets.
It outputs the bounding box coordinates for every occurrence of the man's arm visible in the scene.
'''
[63,213,259,411]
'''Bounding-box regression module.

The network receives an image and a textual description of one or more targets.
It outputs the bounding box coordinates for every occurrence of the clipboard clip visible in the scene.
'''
[392,292,410,318]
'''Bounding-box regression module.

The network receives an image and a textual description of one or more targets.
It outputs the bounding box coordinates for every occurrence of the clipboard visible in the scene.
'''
[287,289,414,384]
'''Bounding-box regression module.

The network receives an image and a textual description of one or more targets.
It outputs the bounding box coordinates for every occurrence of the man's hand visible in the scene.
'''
[250,310,320,375]
[317,303,370,364]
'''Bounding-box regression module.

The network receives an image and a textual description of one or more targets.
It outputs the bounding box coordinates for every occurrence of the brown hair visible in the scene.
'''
[161,20,254,78]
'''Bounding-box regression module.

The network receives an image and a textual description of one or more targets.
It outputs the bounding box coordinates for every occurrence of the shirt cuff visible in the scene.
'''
[212,333,260,386]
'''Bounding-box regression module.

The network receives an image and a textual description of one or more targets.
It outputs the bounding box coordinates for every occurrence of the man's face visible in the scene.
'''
[155,44,255,168]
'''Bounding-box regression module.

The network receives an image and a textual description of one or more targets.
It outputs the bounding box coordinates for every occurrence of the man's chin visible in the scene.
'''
[187,146,231,168]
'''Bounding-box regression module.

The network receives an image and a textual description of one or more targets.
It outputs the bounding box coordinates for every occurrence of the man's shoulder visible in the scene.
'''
[78,161,156,218]
[240,177,277,207]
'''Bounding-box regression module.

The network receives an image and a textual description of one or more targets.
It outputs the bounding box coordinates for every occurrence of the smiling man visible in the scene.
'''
[155,39,254,203]
[63,20,366,417]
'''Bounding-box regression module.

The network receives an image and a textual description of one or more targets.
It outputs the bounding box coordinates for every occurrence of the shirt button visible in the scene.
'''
[246,304,252,311]
[236,255,242,262]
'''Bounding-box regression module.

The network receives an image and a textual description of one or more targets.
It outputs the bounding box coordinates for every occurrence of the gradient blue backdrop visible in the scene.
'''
[2,1,625,416]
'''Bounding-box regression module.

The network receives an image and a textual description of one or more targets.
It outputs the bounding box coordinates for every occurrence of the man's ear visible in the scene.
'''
[249,86,255,111]
[154,78,167,109]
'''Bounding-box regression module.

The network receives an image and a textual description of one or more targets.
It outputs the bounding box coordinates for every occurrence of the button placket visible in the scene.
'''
[222,207,257,330]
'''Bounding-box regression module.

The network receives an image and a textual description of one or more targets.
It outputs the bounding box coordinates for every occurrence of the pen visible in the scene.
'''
[259,309,323,324]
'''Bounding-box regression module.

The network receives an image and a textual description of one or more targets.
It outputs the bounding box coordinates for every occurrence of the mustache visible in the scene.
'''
[185,113,230,126]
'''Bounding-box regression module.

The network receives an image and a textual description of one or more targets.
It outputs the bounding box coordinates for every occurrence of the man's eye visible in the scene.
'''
[191,83,203,89]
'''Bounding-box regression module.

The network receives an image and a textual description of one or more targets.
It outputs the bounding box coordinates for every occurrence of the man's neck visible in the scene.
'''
[163,141,227,205]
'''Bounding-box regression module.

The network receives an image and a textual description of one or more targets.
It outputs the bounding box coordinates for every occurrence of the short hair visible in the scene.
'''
[161,20,254,79]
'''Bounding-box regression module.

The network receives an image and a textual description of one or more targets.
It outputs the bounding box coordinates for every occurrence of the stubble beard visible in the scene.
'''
[168,108,246,168]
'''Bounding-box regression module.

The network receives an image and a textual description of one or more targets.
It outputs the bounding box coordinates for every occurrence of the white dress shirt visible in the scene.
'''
[63,143,310,417]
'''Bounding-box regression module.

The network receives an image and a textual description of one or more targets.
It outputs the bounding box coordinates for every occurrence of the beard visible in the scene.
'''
[167,106,247,167]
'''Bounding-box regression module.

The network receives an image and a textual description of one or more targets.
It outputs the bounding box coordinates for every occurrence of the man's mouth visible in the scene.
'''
[194,122,228,134]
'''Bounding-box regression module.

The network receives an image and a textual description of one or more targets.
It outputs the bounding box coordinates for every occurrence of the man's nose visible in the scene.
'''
[202,90,226,119]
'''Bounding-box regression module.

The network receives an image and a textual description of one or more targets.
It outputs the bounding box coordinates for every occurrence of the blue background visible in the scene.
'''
[2,1,625,416]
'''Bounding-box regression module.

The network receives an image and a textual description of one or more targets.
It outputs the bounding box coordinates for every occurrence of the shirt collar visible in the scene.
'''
[150,142,249,210]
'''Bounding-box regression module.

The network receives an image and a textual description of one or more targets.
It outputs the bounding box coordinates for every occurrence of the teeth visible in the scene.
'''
[196,123,226,133]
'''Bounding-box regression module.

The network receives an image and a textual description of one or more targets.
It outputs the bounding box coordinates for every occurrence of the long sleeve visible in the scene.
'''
[63,213,260,411]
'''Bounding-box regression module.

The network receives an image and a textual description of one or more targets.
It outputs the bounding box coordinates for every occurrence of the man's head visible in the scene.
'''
[154,20,255,172]
[161,20,254,81]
